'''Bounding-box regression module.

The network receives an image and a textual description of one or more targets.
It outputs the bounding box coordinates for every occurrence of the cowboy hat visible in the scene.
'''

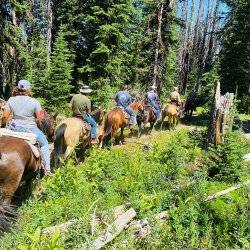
[150,85,157,90]
[79,85,93,94]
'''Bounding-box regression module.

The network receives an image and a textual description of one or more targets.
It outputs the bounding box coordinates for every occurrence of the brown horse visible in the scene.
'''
[137,105,157,137]
[54,108,105,166]
[37,111,58,141]
[91,108,106,125]
[0,99,6,127]
[0,136,41,205]
[99,101,143,147]
[161,103,179,130]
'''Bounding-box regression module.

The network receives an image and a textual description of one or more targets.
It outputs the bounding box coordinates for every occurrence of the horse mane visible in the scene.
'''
[37,113,56,140]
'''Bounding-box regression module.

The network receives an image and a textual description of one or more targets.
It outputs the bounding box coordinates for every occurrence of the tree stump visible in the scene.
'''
[207,81,234,145]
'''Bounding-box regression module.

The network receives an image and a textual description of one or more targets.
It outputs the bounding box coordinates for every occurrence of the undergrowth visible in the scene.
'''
[0,130,249,249]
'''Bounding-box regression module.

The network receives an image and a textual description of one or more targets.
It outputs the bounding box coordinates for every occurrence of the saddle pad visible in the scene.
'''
[114,107,129,119]
[0,128,37,144]
[26,141,40,158]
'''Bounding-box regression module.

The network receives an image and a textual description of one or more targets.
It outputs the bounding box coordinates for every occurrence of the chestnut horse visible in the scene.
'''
[54,108,106,166]
[161,103,179,130]
[0,136,41,205]
[99,101,143,147]
[137,105,157,137]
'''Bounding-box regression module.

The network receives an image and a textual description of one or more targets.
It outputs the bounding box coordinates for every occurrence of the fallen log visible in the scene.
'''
[92,208,136,250]
[42,219,79,235]
[204,179,250,202]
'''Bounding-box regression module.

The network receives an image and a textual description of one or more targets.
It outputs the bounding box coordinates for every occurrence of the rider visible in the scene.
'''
[69,85,98,144]
[170,86,181,106]
[115,85,135,128]
[1,80,52,176]
[145,85,161,120]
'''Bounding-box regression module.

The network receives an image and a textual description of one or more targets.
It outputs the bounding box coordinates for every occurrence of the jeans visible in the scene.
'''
[8,124,50,172]
[150,102,161,120]
[124,106,135,126]
[84,114,97,139]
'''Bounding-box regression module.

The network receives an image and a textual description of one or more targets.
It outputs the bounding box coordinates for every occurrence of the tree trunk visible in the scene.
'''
[152,1,164,90]
[207,81,235,146]
[47,0,53,63]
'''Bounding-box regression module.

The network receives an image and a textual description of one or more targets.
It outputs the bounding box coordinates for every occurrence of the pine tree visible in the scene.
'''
[45,28,72,111]
[220,0,250,113]
[26,35,49,102]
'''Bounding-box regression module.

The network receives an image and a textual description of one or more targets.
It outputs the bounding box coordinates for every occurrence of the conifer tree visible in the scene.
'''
[45,28,72,111]
[220,0,250,113]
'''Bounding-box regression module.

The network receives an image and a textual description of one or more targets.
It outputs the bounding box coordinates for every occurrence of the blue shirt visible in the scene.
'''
[145,90,159,106]
[115,91,132,108]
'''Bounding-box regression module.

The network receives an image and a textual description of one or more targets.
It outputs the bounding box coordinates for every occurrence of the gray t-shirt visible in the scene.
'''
[6,96,42,128]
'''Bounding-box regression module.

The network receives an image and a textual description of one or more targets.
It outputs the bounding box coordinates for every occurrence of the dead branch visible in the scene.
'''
[204,179,250,202]
[92,208,136,250]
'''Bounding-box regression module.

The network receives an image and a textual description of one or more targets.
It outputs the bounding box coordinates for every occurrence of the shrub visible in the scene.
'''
[205,131,246,182]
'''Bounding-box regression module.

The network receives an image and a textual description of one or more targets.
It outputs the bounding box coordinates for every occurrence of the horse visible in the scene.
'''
[137,105,157,137]
[99,101,143,147]
[37,111,58,141]
[161,102,179,130]
[0,136,43,233]
[0,99,6,127]
[54,108,105,166]
[90,107,106,125]
[184,90,211,117]
[0,136,42,205]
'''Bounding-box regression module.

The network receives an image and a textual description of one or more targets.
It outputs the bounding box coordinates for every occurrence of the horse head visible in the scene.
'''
[130,101,144,112]
[38,111,57,141]
[91,107,107,126]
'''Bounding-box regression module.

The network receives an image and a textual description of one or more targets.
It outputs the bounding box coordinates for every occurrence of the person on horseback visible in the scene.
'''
[1,80,52,176]
[170,86,181,106]
[145,85,161,120]
[115,85,135,128]
[69,85,98,144]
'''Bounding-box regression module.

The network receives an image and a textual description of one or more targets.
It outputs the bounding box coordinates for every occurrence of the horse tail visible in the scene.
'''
[0,201,17,235]
[103,117,112,137]
[54,123,67,159]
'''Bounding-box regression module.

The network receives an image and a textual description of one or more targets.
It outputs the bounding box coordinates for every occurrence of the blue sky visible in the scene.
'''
[178,0,229,19]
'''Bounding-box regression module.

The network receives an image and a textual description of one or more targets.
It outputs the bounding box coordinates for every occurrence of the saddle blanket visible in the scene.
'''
[0,128,37,144]
[0,128,40,158]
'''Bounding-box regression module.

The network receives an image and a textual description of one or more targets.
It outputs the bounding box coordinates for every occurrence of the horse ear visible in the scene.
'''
[51,112,58,119]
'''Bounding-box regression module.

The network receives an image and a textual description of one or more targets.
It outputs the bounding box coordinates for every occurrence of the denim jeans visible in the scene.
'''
[124,106,135,126]
[8,124,50,171]
[149,102,161,120]
[84,114,97,139]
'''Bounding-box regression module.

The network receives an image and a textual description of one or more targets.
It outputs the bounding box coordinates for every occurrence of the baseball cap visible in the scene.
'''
[18,80,31,91]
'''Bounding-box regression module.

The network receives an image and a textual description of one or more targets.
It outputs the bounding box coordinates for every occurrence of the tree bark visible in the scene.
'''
[47,0,53,63]
[152,1,164,90]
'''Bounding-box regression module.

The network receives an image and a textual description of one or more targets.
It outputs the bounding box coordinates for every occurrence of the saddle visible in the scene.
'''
[0,128,40,158]
[114,107,130,119]
[72,115,91,131]
[144,105,157,115]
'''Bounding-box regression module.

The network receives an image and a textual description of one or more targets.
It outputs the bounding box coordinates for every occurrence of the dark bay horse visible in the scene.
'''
[37,111,58,141]
[137,105,157,137]
[99,101,143,147]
